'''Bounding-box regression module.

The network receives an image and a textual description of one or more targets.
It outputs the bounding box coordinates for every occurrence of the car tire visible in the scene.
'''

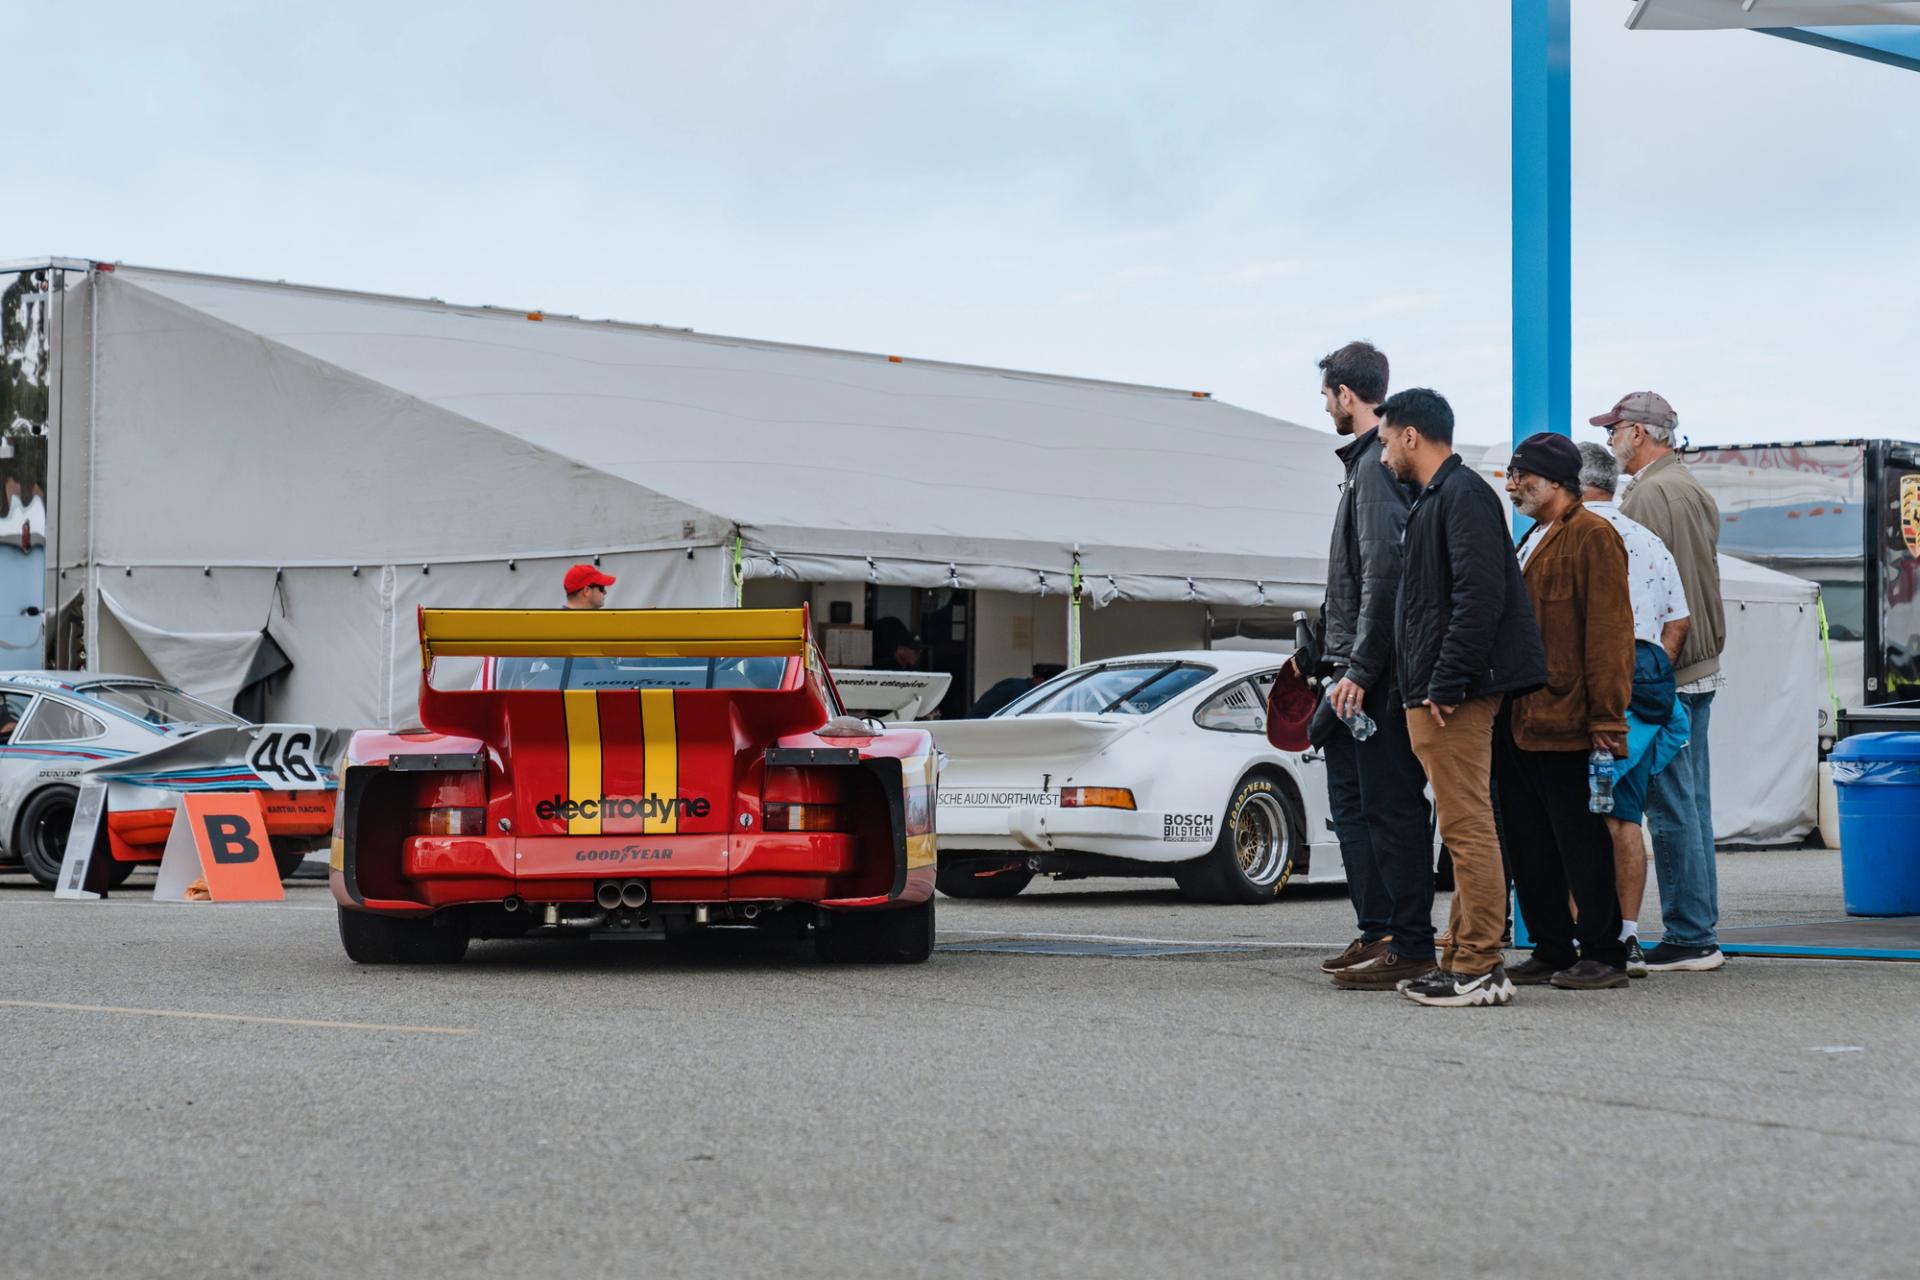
[1174,773,1300,905]
[14,785,133,890]
[816,896,935,964]
[935,858,1034,899]
[270,837,313,881]
[337,904,470,964]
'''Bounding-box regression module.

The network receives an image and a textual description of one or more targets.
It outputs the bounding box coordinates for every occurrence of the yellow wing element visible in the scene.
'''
[563,690,603,836]
[418,606,809,668]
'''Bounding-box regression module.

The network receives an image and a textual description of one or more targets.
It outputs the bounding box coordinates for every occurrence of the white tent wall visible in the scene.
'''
[96,547,728,727]
[1709,554,1822,845]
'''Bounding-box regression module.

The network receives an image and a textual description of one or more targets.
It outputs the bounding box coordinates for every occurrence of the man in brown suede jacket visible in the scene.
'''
[1499,432,1635,991]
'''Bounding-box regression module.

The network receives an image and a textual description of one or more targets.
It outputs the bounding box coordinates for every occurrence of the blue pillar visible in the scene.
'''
[1511,0,1570,454]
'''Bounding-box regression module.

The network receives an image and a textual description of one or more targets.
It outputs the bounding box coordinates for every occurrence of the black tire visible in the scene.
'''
[270,837,313,881]
[816,896,935,964]
[936,858,1034,899]
[337,904,470,964]
[1174,773,1301,905]
[12,786,135,889]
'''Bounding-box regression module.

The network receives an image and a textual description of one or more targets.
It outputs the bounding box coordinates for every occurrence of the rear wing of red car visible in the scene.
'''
[418,605,811,666]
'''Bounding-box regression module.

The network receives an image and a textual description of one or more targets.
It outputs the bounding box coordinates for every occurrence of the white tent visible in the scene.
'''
[52,265,1343,726]
[1712,553,1822,844]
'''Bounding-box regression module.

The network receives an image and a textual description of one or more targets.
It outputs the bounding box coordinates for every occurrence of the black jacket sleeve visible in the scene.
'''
[1427,485,1506,706]
[1345,456,1411,691]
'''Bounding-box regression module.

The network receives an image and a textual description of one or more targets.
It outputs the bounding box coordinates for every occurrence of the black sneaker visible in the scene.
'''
[1642,942,1725,972]
[1549,959,1630,990]
[1506,956,1558,986]
[1625,938,1648,979]
[1402,966,1515,1008]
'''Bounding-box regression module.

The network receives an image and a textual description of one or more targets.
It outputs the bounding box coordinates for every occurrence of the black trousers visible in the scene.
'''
[1322,678,1436,960]
[1493,710,1626,971]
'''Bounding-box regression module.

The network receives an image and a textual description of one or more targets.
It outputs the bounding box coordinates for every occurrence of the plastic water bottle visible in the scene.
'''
[1588,748,1616,813]
[1340,704,1377,742]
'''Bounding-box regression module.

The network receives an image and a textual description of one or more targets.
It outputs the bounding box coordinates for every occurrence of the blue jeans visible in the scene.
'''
[1644,690,1719,948]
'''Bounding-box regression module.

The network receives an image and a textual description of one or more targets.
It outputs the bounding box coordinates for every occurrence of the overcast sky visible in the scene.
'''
[12,1,1918,447]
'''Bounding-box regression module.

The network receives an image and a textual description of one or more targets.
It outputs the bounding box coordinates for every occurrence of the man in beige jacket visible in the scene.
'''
[1591,391,1726,973]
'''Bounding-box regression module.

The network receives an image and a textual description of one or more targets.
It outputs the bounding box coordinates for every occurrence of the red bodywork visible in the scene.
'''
[331,608,936,919]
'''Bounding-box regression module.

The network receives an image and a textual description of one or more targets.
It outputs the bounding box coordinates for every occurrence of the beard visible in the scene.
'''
[1332,405,1355,435]
[1608,434,1634,471]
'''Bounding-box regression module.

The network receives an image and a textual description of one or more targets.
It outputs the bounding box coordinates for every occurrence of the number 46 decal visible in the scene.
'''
[249,728,320,786]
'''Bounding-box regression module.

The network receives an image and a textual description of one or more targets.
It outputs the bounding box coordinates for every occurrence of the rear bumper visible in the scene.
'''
[938,805,1215,864]
[105,790,339,863]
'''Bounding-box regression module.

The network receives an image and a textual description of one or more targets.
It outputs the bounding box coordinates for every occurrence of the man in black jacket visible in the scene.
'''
[1380,388,1547,1008]
[1307,342,1437,991]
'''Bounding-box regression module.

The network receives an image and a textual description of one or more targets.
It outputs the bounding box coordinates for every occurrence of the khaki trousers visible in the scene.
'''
[1404,694,1505,976]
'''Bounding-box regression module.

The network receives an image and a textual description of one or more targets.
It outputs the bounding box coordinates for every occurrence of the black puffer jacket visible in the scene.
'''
[1319,428,1413,692]
[1394,454,1547,709]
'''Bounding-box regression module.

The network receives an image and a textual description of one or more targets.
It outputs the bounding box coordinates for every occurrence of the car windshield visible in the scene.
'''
[491,656,792,691]
[995,662,1213,716]
[86,683,246,727]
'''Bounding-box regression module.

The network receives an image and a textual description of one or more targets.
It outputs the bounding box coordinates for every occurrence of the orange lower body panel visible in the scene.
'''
[107,791,340,863]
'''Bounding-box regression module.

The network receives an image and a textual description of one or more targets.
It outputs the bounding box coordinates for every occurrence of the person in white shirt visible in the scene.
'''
[1577,442,1691,976]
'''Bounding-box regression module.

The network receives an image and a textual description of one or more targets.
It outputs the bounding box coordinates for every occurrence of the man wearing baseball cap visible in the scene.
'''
[1590,391,1726,973]
[562,563,616,609]
[1501,431,1635,991]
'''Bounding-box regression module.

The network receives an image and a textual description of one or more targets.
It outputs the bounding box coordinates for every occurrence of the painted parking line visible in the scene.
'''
[0,999,473,1036]
[940,927,1341,950]
[0,898,335,911]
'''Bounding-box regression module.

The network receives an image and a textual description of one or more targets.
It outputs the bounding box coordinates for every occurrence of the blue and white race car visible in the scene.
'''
[0,672,335,888]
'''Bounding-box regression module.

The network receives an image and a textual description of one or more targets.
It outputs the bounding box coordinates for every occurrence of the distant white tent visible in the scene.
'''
[1712,554,1821,844]
[54,265,1342,726]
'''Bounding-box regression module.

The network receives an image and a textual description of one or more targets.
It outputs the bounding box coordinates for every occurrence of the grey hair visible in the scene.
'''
[1577,441,1618,496]
[1640,420,1676,446]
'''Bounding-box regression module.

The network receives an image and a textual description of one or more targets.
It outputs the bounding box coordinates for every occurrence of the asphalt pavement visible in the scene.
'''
[3,848,1916,1280]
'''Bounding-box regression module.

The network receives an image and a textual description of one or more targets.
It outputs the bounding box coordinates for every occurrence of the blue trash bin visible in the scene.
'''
[1830,733,1920,917]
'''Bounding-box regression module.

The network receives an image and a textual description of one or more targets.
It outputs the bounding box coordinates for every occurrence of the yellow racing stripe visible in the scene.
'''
[564,689,602,836]
[640,689,679,834]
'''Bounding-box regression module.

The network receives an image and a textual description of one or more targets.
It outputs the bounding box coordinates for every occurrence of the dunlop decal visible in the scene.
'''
[564,689,603,836]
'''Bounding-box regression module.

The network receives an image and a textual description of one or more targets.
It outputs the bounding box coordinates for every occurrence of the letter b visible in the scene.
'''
[204,815,260,864]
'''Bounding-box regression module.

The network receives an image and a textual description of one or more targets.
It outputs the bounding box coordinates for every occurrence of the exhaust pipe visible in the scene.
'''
[620,880,649,909]
[595,881,623,911]
[502,895,523,913]
[741,904,761,920]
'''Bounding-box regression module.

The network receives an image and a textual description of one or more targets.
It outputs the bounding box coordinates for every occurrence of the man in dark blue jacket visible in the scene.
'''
[1306,342,1438,992]
[1380,388,1547,1008]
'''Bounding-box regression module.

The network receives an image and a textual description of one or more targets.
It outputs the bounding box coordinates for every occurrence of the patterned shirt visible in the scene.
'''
[1587,501,1690,646]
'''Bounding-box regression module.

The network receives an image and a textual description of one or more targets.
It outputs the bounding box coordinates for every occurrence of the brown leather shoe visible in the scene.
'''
[1550,959,1631,990]
[1320,935,1391,974]
[1333,950,1438,990]
[1506,956,1558,986]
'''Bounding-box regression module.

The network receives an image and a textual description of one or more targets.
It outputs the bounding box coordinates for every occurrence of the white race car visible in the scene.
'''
[914,651,1343,903]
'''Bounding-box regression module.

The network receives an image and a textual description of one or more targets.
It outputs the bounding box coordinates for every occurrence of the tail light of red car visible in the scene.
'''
[415,771,487,837]
[762,765,847,832]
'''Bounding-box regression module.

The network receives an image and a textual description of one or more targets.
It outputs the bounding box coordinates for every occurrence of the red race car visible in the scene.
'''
[330,606,938,964]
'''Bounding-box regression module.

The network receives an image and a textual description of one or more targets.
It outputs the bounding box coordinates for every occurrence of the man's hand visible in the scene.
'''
[1329,676,1367,720]
[1424,700,1457,728]
[1591,730,1623,754]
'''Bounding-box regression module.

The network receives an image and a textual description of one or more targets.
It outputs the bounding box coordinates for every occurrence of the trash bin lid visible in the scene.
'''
[1831,732,1920,763]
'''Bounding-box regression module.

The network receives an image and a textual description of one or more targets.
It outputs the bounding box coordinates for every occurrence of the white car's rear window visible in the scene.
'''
[996,662,1212,717]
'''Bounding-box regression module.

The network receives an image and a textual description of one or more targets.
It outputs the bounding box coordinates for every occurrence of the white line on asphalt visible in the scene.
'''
[0,899,335,911]
[939,928,1340,949]
[0,999,473,1035]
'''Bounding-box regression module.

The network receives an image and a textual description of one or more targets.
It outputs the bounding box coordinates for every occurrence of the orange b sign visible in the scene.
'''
[152,793,286,903]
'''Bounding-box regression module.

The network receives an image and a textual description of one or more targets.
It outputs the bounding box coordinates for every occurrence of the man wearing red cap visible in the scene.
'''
[562,563,616,609]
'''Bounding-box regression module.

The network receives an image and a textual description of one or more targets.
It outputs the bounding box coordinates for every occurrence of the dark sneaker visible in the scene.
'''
[1642,942,1725,972]
[1333,950,1437,991]
[1506,956,1558,986]
[1625,938,1648,979]
[1402,966,1515,1008]
[1550,959,1631,990]
[1320,935,1392,974]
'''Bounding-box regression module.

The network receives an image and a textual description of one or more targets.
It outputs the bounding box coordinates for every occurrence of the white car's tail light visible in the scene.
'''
[1059,787,1136,810]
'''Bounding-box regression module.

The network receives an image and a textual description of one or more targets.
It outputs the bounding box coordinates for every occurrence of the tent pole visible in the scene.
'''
[1511,0,1570,534]
[731,533,744,607]
[1067,555,1082,668]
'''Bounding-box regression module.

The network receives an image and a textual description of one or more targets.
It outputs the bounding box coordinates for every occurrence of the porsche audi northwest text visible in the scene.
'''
[534,794,712,822]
